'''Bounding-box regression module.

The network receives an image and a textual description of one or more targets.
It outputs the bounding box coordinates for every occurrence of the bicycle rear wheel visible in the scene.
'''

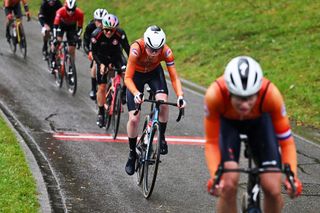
[111,85,122,139]
[65,55,77,95]
[143,122,161,198]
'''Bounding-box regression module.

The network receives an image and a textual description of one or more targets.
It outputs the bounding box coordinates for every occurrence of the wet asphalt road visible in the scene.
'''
[0,11,319,213]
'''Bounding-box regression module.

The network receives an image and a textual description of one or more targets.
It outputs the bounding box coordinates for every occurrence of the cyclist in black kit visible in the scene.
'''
[91,14,130,128]
[83,8,108,101]
[38,0,62,58]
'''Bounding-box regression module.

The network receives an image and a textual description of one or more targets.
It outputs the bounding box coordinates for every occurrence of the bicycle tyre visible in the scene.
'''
[9,25,17,54]
[143,122,161,198]
[136,116,149,186]
[135,133,147,186]
[19,25,27,58]
[111,85,122,139]
[55,56,64,88]
[65,55,77,95]
[46,41,53,73]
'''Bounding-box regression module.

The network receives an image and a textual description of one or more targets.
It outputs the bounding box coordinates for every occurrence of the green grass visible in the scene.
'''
[9,0,320,129]
[0,116,39,212]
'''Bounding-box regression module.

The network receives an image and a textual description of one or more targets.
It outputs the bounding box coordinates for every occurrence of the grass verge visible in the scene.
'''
[0,115,39,212]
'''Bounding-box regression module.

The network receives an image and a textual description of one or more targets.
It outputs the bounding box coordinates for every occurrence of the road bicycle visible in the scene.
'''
[211,134,297,213]
[8,17,27,58]
[104,66,126,139]
[134,89,184,198]
[53,41,77,95]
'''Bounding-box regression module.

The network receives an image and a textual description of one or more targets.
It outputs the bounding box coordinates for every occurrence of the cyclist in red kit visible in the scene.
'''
[51,0,84,69]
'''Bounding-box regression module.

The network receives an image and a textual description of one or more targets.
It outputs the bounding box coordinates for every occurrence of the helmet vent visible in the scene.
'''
[150,25,161,31]
[238,58,249,90]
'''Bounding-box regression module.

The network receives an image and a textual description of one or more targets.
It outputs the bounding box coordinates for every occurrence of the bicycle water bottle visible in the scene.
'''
[143,120,152,145]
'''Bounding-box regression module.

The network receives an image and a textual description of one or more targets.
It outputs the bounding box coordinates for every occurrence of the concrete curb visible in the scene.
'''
[0,101,51,213]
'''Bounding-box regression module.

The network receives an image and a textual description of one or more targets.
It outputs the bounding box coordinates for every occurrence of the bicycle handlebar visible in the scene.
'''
[133,99,184,122]
[211,163,296,196]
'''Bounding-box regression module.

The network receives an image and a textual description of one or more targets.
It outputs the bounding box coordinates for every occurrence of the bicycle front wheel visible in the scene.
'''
[135,131,147,186]
[111,85,122,139]
[143,122,161,198]
[19,25,27,58]
[55,56,64,88]
[65,55,77,95]
[9,25,17,54]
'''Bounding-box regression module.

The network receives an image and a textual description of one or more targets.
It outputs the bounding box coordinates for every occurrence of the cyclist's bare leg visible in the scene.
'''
[155,93,169,154]
[217,161,239,213]
[155,93,169,123]
[69,45,76,59]
[97,83,106,108]
[90,61,97,99]
[91,61,97,78]
[260,173,283,213]
[127,110,140,138]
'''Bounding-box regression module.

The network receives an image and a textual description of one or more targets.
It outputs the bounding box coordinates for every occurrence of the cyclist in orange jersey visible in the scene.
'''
[124,25,186,175]
[204,56,302,213]
[4,0,31,43]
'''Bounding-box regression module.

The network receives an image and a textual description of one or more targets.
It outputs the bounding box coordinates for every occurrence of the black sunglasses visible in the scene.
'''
[66,7,76,12]
[103,28,115,33]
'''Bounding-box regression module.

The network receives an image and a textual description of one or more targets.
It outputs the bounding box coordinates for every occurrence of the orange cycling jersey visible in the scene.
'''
[4,0,27,7]
[204,76,297,177]
[124,38,183,97]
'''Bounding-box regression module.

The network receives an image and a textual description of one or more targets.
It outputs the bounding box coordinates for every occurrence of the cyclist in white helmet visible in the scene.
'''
[51,0,84,70]
[204,56,302,213]
[124,25,186,175]
[83,8,108,101]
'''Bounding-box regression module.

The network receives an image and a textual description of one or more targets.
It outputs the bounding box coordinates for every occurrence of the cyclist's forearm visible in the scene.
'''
[167,66,183,96]
[279,139,297,176]
[38,15,45,27]
[53,25,58,38]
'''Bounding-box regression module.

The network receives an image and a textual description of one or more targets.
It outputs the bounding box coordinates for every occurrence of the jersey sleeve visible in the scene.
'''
[38,3,45,26]
[163,46,183,97]
[77,9,84,28]
[119,29,130,56]
[124,43,140,96]
[204,82,223,177]
[263,83,298,176]
[53,9,61,26]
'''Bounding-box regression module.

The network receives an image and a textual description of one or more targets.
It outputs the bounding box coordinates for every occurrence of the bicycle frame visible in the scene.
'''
[11,18,22,43]
[105,68,124,115]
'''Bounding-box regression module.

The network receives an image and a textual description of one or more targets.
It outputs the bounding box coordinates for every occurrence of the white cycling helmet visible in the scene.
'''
[144,25,166,50]
[224,56,263,97]
[94,8,108,20]
[65,0,76,10]
[102,14,119,29]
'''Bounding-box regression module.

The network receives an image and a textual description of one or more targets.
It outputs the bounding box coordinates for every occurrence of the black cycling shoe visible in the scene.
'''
[89,90,96,101]
[125,151,137,176]
[160,140,168,155]
[96,114,105,128]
